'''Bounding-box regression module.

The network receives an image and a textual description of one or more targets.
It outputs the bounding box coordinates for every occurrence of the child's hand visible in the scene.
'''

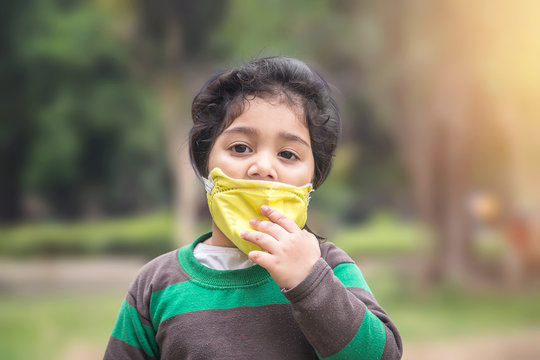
[241,205,321,290]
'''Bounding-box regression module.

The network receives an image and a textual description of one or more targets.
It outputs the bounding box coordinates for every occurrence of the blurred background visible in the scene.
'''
[1,0,540,359]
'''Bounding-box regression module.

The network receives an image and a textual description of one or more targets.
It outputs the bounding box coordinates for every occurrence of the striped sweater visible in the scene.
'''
[104,233,402,359]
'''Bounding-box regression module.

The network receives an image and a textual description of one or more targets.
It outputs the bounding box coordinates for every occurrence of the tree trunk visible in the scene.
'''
[158,75,200,246]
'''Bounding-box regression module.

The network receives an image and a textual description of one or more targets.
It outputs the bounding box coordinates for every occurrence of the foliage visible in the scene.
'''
[0,211,426,259]
[214,0,335,61]
[331,211,431,258]
[2,0,405,227]
[0,210,428,259]
[2,0,168,220]
[0,212,175,259]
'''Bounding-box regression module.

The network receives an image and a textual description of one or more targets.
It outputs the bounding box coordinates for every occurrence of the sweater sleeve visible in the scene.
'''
[103,293,159,360]
[282,244,402,360]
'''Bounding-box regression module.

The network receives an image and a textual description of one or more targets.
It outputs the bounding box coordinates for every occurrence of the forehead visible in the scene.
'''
[229,97,308,135]
[223,93,306,130]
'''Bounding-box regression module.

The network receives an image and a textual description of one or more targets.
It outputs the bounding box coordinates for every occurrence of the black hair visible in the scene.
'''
[189,56,341,189]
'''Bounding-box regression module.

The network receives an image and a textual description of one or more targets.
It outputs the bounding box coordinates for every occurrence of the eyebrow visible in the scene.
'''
[223,126,310,148]
[278,131,310,148]
[222,126,258,137]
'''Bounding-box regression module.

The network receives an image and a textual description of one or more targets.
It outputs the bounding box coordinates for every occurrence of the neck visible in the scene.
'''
[204,222,237,247]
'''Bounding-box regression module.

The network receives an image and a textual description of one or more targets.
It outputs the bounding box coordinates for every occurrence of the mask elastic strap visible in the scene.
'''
[202,174,215,194]
[307,189,314,206]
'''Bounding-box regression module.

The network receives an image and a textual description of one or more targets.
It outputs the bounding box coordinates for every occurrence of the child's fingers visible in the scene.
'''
[249,218,288,239]
[260,205,299,233]
[248,250,274,269]
[241,230,278,253]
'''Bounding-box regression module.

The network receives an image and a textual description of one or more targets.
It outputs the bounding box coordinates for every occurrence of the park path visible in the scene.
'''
[403,328,540,360]
[0,257,144,294]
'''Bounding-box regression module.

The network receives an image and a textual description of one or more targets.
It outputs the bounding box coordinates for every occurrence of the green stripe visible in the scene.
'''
[333,262,372,293]
[322,309,386,360]
[150,279,288,327]
[112,300,159,358]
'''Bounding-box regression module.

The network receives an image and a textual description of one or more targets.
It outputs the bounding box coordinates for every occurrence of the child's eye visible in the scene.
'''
[278,151,297,160]
[230,144,251,154]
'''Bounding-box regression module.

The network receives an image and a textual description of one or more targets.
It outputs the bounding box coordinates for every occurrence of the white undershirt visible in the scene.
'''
[193,242,255,270]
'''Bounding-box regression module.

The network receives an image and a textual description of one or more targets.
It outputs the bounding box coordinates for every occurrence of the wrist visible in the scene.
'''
[281,258,329,301]
[279,258,319,290]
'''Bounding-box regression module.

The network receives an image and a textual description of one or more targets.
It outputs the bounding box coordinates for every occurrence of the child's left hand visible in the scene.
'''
[241,205,321,290]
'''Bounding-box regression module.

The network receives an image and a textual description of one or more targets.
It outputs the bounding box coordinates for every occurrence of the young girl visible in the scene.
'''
[104,56,402,359]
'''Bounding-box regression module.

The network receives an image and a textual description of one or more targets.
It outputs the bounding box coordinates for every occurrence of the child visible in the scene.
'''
[104,56,402,359]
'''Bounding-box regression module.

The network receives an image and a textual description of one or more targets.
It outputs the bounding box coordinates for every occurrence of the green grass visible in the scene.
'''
[392,288,540,341]
[0,291,123,360]
[367,271,540,342]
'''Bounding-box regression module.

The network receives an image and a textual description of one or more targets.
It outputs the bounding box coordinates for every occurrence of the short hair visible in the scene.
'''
[189,56,341,189]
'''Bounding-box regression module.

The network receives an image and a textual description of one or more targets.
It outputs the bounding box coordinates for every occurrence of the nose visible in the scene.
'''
[247,152,277,181]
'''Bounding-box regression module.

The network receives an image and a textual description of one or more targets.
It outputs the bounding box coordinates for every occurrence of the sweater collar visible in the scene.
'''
[177,233,272,287]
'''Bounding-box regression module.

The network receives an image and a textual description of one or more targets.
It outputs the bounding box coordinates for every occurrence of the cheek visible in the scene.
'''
[287,157,315,186]
[207,151,219,173]
[206,143,221,174]
[306,154,316,185]
[206,141,241,177]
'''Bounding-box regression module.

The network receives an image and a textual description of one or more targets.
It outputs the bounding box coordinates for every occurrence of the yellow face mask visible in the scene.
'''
[203,168,313,255]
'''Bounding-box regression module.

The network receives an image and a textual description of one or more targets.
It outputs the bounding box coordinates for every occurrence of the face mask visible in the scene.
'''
[203,168,313,255]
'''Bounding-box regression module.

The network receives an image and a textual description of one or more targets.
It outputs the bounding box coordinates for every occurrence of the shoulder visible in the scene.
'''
[319,241,355,269]
[127,248,192,307]
[139,249,190,282]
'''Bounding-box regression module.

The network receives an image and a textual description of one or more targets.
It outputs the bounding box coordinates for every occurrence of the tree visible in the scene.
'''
[1,0,168,221]
[122,0,229,244]
[345,1,540,285]
[0,0,34,221]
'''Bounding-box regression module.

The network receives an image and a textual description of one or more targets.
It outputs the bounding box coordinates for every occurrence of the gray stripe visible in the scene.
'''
[104,336,157,360]
[156,304,318,359]
[320,241,355,269]
[285,259,367,358]
[127,250,191,322]
[381,325,403,360]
